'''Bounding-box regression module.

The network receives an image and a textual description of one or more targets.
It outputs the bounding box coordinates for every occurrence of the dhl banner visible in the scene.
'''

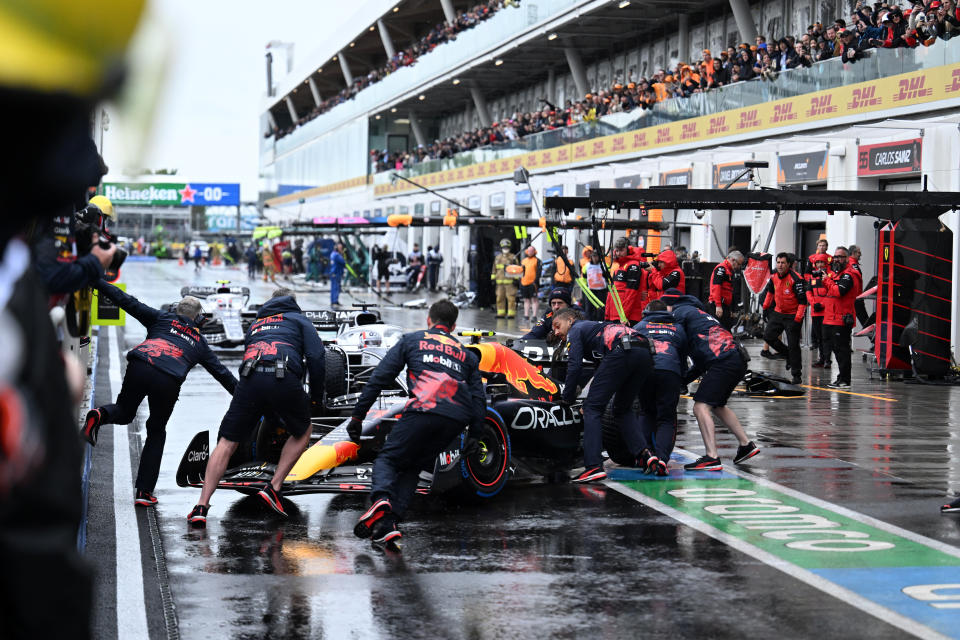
[267,175,370,207]
[374,61,960,198]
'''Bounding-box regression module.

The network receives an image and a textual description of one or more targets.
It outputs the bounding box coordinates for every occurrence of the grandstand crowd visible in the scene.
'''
[371,0,960,173]
[271,0,518,141]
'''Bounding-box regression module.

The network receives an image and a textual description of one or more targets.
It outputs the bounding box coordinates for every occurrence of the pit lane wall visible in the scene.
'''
[266,59,960,360]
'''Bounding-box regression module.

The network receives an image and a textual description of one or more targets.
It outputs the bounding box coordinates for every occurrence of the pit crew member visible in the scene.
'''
[350,300,486,549]
[644,249,686,302]
[760,253,808,385]
[83,281,237,506]
[812,246,862,389]
[189,288,325,526]
[522,287,581,341]
[662,289,758,471]
[552,308,654,482]
[709,250,744,329]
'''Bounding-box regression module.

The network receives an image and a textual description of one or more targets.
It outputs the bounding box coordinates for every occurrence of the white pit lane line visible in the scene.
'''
[603,447,953,640]
[110,327,149,639]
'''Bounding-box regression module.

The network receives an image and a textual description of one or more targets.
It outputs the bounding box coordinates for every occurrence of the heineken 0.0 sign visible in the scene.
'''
[103,182,240,207]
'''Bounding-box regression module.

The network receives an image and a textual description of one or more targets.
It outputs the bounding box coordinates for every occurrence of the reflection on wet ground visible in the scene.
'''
[121,262,960,638]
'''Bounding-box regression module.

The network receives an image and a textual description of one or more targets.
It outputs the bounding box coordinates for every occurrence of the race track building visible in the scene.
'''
[260,0,960,356]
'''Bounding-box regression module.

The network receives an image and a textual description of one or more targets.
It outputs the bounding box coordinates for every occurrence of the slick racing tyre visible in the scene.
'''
[601,399,640,467]
[324,346,348,399]
[451,409,511,502]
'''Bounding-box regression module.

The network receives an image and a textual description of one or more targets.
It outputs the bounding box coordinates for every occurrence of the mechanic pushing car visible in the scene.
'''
[521,287,581,341]
[633,299,688,475]
[189,288,325,527]
[661,289,759,471]
[349,299,486,549]
[551,307,654,483]
[83,280,237,506]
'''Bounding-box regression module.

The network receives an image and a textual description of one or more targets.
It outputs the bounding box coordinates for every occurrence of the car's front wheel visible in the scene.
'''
[449,409,511,501]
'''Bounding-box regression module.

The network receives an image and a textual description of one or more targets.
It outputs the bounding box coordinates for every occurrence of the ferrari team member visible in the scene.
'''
[848,244,863,277]
[190,288,326,527]
[604,237,646,324]
[350,300,485,548]
[522,288,580,340]
[633,299,687,475]
[491,239,518,318]
[804,238,830,275]
[662,289,759,471]
[83,282,237,505]
[520,246,542,322]
[644,249,685,302]
[806,253,832,368]
[709,250,744,330]
[552,308,654,482]
[760,253,808,385]
[812,246,862,389]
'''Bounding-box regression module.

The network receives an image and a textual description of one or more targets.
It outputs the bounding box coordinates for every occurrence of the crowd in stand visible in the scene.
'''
[371,0,960,172]
[270,0,517,141]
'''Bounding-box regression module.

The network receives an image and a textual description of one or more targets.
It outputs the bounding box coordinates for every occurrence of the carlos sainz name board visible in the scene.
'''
[857,138,922,177]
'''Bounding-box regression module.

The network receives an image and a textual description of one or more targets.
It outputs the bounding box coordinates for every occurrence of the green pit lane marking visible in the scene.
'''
[605,456,960,639]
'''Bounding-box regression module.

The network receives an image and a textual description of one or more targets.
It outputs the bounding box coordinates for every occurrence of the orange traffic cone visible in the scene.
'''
[178,256,184,266]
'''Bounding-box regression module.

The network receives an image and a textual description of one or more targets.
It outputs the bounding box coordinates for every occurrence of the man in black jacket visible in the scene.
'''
[83,280,237,506]
[350,299,485,548]
[190,288,325,526]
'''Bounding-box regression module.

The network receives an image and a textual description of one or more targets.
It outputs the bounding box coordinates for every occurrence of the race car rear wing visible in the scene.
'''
[180,285,251,299]
[303,309,382,330]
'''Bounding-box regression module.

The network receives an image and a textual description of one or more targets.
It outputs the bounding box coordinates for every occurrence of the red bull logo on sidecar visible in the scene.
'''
[469,342,558,398]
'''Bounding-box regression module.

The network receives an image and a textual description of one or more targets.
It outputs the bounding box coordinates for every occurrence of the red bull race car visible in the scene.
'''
[176,336,595,503]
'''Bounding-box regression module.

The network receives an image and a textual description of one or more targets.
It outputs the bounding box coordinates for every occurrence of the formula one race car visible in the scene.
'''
[176,337,595,503]
[173,282,256,349]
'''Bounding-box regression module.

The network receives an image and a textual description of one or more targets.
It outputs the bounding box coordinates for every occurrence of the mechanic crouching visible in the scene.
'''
[189,288,325,527]
[551,308,654,483]
[521,287,581,341]
[83,281,237,506]
[633,299,687,475]
[349,300,485,549]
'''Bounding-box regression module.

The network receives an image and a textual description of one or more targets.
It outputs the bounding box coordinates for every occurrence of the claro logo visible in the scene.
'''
[511,405,582,430]
[188,445,209,463]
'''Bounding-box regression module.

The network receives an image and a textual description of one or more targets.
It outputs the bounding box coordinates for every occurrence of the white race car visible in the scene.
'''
[177,282,256,349]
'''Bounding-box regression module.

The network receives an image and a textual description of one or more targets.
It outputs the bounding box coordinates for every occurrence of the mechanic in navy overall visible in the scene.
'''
[350,299,485,548]
[82,280,237,506]
[633,299,687,475]
[661,289,759,471]
[550,307,654,483]
[189,288,325,527]
[521,287,581,341]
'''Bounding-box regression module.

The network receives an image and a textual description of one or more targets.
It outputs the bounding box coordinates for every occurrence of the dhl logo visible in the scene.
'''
[805,95,837,118]
[574,145,588,159]
[894,76,932,102]
[848,85,881,109]
[592,140,606,155]
[612,136,626,152]
[737,109,760,129]
[527,154,539,166]
[771,102,798,123]
[681,122,699,140]
[469,342,557,398]
[633,132,648,148]
[946,69,960,93]
[456,169,464,179]
[499,160,510,172]
[556,148,570,162]
[512,157,522,168]
[466,167,475,177]
[708,116,729,135]
[542,150,553,163]
[477,164,487,176]
[656,127,673,144]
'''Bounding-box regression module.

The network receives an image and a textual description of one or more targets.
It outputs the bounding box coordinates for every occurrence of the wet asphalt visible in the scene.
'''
[86,260,960,639]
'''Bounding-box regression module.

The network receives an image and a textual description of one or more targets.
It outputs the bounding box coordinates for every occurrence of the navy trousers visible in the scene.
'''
[638,369,681,462]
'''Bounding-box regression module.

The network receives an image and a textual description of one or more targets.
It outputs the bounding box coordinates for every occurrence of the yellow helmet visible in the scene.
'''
[0,0,146,97]
[88,194,114,219]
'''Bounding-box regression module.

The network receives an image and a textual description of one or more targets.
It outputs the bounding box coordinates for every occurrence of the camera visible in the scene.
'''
[75,202,127,279]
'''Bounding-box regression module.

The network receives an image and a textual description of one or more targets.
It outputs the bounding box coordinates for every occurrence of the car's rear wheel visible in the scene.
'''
[449,409,510,501]
[324,346,348,399]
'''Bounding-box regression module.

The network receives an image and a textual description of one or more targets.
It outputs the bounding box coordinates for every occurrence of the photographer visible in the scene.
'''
[31,196,120,295]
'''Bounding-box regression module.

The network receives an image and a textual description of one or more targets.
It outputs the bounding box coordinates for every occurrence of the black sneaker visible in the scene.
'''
[683,455,722,471]
[653,458,669,476]
[82,408,103,446]
[827,379,851,389]
[734,441,760,464]
[572,466,607,483]
[760,350,776,360]
[135,489,158,507]
[941,498,960,513]
[258,483,287,517]
[188,504,209,527]
[636,449,655,473]
[354,498,393,539]
[371,519,402,551]
[791,374,802,385]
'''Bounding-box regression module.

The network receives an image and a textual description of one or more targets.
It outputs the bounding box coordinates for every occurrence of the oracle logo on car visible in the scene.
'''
[511,405,581,430]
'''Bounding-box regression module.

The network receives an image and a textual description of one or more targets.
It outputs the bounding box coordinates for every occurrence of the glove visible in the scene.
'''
[346,416,363,443]
[813,302,824,313]
[762,307,771,322]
